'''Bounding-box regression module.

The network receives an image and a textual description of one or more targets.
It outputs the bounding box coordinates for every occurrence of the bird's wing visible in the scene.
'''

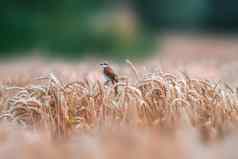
[104,67,118,81]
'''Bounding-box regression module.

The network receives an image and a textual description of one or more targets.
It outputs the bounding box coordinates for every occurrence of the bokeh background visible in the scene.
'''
[1,0,238,59]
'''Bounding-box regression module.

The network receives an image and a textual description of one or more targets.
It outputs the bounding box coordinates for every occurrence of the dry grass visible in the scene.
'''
[0,58,238,158]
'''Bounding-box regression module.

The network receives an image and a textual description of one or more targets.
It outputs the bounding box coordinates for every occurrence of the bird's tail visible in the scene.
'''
[112,79,118,95]
[114,86,118,95]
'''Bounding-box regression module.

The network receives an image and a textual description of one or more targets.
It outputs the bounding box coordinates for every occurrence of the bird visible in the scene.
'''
[100,62,119,94]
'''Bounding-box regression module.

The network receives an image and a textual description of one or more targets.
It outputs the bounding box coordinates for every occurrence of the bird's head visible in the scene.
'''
[100,62,109,68]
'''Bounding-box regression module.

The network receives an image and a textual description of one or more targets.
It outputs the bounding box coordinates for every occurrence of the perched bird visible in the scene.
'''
[100,62,119,94]
[100,62,119,84]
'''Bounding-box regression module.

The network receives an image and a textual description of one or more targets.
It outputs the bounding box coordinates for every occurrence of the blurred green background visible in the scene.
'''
[1,0,238,59]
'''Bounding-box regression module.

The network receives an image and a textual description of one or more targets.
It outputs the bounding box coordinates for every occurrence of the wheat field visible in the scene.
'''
[0,55,238,159]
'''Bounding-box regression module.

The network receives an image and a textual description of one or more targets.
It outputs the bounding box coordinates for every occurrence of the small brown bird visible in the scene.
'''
[100,62,119,93]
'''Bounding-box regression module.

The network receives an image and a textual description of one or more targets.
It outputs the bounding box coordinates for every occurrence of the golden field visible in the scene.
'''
[1,36,238,158]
